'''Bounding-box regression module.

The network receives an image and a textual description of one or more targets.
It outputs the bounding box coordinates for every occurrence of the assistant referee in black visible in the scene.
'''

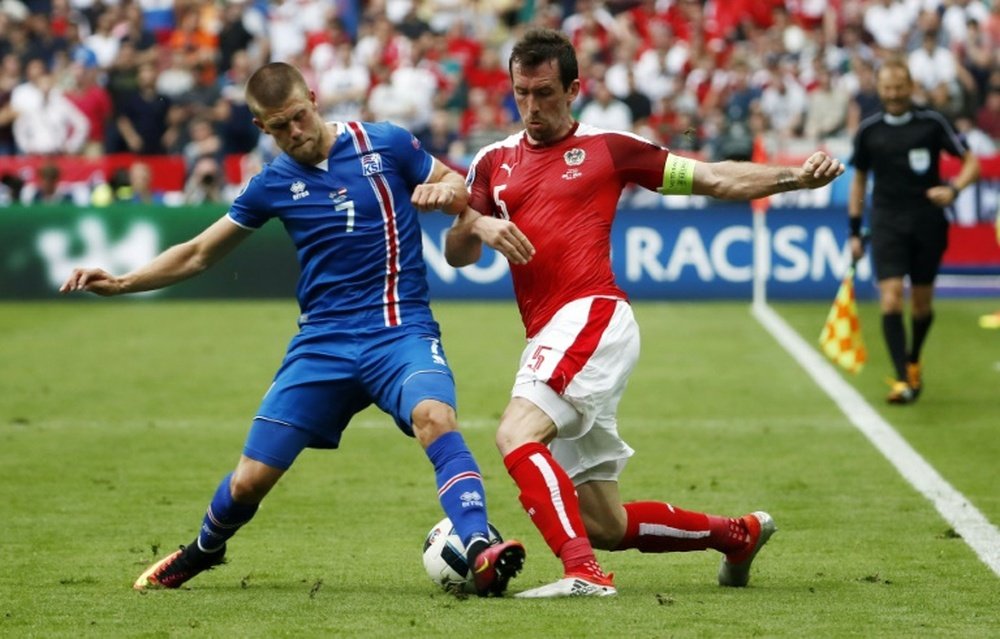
[848,58,979,404]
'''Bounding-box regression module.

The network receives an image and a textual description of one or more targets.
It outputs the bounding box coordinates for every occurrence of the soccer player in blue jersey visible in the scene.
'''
[59,62,527,595]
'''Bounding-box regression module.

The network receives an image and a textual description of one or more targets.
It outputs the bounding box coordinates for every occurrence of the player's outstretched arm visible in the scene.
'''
[59,215,251,296]
[691,151,845,200]
[412,159,469,215]
[445,207,535,267]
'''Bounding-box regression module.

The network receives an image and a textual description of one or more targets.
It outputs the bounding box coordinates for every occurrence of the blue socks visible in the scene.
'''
[425,431,490,548]
[197,473,259,553]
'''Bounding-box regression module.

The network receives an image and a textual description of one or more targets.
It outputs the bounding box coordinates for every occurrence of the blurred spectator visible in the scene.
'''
[22,12,66,67]
[118,2,159,67]
[804,67,849,141]
[396,5,432,41]
[633,22,687,104]
[953,114,995,225]
[367,61,436,133]
[84,8,121,70]
[112,61,179,155]
[0,54,19,156]
[49,0,91,41]
[460,86,512,151]
[25,163,72,204]
[578,79,632,131]
[465,46,510,105]
[863,0,917,52]
[927,79,965,124]
[11,59,89,155]
[156,51,196,99]
[316,41,370,122]
[214,50,260,155]
[183,155,224,205]
[616,67,653,127]
[217,0,256,74]
[105,40,142,106]
[182,117,222,174]
[846,58,881,135]
[419,108,463,162]
[0,171,25,205]
[908,28,959,104]
[720,60,761,124]
[64,58,112,157]
[562,0,617,66]
[119,161,165,205]
[942,0,989,49]
[975,83,1000,139]
[356,13,412,71]
[167,5,219,74]
[758,59,807,142]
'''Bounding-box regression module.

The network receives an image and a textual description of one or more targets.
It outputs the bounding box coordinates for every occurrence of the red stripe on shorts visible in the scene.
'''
[547,298,617,395]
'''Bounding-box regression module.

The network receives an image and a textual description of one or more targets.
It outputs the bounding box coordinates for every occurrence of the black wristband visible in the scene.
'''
[948,183,960,198]
[849,216,862,238]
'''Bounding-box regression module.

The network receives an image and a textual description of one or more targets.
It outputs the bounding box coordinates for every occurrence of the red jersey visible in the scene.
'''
[467,122,670,337]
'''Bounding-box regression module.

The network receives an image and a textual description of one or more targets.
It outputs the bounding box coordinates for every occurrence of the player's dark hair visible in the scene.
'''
[509,28,578,90]
[245,62,309,117]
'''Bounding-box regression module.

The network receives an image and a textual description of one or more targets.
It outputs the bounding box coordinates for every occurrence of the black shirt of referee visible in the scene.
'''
[847,59,980,404]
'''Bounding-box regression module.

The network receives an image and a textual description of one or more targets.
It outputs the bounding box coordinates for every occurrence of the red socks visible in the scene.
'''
[504,443,748,574]
[504,442,605,578]
[616,501,748,554]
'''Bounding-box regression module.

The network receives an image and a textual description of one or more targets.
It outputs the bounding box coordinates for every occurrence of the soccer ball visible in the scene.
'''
[421,517,502,593]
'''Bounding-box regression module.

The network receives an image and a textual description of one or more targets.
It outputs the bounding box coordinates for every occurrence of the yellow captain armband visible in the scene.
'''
[658,154,696,195]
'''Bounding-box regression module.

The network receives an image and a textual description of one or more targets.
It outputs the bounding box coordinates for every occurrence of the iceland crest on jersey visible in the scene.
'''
[362,152,383,176]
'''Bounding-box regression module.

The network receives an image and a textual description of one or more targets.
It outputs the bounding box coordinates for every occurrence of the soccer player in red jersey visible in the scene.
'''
[445,28,844,598]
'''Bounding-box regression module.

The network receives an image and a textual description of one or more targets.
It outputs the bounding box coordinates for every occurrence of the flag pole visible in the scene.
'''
[750,135,770,311]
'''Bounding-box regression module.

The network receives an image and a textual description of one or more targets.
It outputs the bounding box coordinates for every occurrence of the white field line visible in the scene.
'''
[752,301,1000,578]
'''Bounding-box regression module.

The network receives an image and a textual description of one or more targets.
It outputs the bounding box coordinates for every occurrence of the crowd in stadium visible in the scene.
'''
[1,0,1000,206]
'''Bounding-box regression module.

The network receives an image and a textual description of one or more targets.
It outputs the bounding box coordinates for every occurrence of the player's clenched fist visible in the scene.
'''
[799,152,845,187]
[412,183,459,212]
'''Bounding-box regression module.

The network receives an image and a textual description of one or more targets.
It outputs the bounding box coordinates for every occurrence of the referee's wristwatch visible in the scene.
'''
[947,182,961,199]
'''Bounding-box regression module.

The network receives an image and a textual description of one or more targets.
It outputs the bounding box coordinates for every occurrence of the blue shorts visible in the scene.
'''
[242,321,456,469]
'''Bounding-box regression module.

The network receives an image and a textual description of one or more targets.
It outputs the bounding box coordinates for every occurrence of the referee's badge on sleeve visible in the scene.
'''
[908,148,930,174]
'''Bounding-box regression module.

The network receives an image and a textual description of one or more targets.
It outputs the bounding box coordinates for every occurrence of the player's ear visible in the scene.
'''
[567,78,581,102]
[251,118,266,134]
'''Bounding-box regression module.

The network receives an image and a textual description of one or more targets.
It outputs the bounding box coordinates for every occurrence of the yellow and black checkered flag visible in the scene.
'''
[819,267,867,374]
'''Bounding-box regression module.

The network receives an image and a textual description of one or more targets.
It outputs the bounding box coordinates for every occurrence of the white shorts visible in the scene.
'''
[511,296,639,484]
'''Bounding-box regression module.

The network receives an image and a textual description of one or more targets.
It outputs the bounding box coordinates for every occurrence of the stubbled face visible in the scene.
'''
[876,66,913,116]
[254,88,330,165]
[511,59,579,144]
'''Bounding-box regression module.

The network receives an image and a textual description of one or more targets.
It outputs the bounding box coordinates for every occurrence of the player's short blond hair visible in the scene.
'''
[245,62,311,118]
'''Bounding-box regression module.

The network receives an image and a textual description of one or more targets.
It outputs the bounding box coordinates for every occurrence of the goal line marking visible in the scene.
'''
[752,302,1000,578]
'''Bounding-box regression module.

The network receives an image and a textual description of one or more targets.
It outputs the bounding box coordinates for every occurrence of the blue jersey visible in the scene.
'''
[229,121,435,328]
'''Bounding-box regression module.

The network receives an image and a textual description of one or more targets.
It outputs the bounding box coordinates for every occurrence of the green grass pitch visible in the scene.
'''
[1,299,998,638]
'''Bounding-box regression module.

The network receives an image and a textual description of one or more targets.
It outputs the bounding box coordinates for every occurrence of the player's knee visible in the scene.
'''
[229,464,281,504]
[495,418,543,455]
[411,400,457,447]
[229,474,266,504]
[495,399,555,455]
